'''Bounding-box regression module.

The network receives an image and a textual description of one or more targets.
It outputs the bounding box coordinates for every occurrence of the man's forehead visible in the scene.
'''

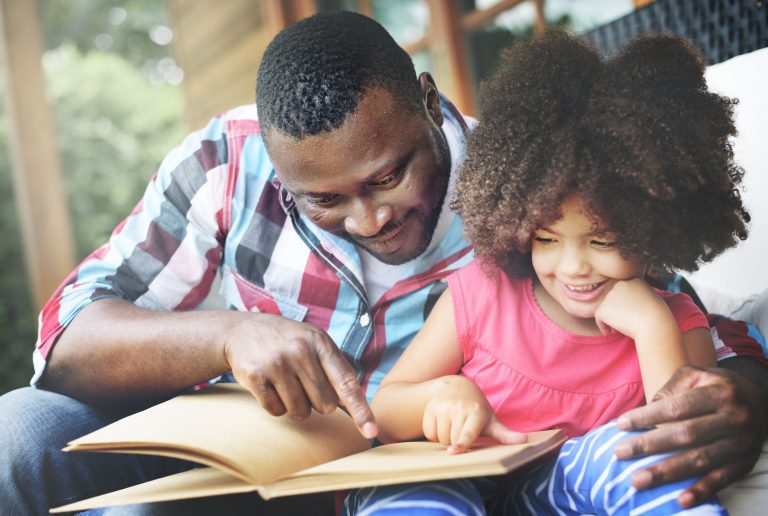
[272,88,424,145]
[266,94,423,191]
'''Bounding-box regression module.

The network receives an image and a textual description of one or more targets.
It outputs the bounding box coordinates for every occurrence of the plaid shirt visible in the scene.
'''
[34,98,476,400]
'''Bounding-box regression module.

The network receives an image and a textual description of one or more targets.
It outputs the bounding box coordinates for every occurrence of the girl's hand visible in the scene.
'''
[422,375,527,454]
[594,278,671,338]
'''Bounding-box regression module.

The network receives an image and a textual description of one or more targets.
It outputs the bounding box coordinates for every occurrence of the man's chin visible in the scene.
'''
[345,210,439,265]
[362,247,415,266]
[359,234,431,265]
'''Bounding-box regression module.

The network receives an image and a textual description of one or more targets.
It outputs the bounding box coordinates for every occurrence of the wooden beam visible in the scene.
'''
[262,0,317,36]
[168,0,269,128]
[461,0,529,32]
[0,0,75,310]
[403,34,429,55]
[356,0,373,19]
[533,0,546,33]
[427,0,475,115]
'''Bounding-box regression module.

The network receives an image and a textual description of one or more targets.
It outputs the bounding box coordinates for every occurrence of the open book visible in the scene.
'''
[51,384,566,513]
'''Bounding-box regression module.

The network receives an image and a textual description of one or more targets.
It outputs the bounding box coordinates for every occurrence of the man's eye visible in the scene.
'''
[372,169,402,187]
[305,194,338,206]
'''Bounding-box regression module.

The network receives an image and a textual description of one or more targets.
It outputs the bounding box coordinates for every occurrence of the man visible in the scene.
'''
[0,11,766,515]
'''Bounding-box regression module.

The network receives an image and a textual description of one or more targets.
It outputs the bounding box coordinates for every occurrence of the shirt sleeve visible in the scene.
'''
[32,114,235,385]
[660,290,768,367]
[708,314,768,367]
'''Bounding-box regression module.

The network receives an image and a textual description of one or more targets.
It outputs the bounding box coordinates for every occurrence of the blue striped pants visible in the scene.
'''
[343,421,727,515]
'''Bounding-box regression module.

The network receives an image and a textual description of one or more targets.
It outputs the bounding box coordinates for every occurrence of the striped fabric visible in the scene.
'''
[345,421,727,515]
[32,98,475,401]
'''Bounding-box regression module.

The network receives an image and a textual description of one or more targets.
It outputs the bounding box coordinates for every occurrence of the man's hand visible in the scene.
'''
[224,313,377,439]
[615,364,768,508]
[422,375,527,454]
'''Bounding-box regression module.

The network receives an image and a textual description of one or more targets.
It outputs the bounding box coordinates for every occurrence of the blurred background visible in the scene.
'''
[0,0,738,395]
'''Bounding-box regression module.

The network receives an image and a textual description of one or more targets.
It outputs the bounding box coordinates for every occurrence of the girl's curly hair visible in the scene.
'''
[452,30,749,278]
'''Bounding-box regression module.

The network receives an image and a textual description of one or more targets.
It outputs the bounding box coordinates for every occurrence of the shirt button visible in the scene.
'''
[360,313,370,327]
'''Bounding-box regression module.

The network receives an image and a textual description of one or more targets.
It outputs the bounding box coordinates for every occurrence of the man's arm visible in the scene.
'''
[40,297,377,438]
[35,113,375,438]
[615,359,768,508]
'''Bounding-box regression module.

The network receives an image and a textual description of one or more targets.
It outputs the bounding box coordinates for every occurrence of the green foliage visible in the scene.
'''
[0,81,37,394]
[39,0,173,69]
[0,0,184,395]
[45,45,185,257]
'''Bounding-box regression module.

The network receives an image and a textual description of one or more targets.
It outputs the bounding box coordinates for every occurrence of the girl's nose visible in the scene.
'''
[558,246,590,276]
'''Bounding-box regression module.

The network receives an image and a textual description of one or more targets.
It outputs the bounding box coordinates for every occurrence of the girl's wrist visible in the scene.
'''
[428,374,477,398]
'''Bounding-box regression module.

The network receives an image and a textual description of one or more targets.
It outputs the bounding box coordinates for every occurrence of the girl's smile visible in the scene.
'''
[560,280,609,302]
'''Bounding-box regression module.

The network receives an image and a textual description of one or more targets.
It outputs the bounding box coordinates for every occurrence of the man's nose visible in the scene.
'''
[343,197,393,238]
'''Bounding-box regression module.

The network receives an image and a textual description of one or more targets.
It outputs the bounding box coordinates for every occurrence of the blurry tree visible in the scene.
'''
[0,0,184,394]
[40,0,175,69]
[44,45,184,255]
[0,80,39,395]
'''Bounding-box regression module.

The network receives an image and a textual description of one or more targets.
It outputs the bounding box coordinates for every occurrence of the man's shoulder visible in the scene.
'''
[205,103,263,137]
[439,95,477,133]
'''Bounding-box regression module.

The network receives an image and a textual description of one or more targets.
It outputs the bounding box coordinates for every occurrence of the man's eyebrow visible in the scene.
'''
[292,152,410,197]
[293,187,332,197]
[363,151,411,182]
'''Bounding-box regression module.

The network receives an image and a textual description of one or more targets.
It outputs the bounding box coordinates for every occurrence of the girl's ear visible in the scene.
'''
[418,72,444,127]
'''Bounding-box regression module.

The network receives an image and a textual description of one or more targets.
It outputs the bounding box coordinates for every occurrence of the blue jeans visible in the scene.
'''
[0,387,334,516]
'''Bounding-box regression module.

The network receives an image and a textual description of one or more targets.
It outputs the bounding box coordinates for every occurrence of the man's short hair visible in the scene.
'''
[256,10,422,139]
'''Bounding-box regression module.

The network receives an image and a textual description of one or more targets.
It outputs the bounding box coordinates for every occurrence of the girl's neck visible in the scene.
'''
[532,277,603,336]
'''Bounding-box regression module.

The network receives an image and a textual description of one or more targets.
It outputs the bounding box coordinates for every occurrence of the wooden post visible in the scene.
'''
[427,0,475,116]
[533,0,546,33]
[0,0,75,309]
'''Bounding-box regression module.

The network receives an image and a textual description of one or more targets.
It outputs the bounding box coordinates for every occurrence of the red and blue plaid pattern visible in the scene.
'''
[33,100,475,401]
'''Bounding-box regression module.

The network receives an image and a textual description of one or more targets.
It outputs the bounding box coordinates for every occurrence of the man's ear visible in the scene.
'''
[418,72,444,127]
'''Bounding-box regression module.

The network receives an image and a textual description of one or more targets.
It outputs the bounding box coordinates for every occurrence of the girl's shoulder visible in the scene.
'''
[449,258,530,304]
[451,258,526,285]
[655,288,709,331]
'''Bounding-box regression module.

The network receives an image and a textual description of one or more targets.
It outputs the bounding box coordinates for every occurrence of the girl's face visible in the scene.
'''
[531,195,646,331]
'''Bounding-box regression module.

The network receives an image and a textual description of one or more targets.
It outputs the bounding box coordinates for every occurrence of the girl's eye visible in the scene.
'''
[591,240,616,249]
[533,236,555,244]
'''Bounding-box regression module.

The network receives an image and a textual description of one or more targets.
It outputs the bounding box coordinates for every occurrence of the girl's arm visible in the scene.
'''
[596,278,691,401]
[372,288,466,442]
[372,288,526,451]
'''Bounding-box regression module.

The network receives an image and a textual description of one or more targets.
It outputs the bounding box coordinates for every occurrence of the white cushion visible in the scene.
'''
[687,47,768,299]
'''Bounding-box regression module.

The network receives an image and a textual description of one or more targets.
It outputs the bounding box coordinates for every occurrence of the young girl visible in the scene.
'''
[345,30,749,515]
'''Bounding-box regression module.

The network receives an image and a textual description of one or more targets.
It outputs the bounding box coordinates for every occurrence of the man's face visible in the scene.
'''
[266,81,451,265]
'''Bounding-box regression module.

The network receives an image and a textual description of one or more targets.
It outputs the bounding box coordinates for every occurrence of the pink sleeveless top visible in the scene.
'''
[447,260,707,438]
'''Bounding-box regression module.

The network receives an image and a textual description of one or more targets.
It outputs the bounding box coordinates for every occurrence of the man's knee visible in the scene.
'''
[0,388,112,480]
